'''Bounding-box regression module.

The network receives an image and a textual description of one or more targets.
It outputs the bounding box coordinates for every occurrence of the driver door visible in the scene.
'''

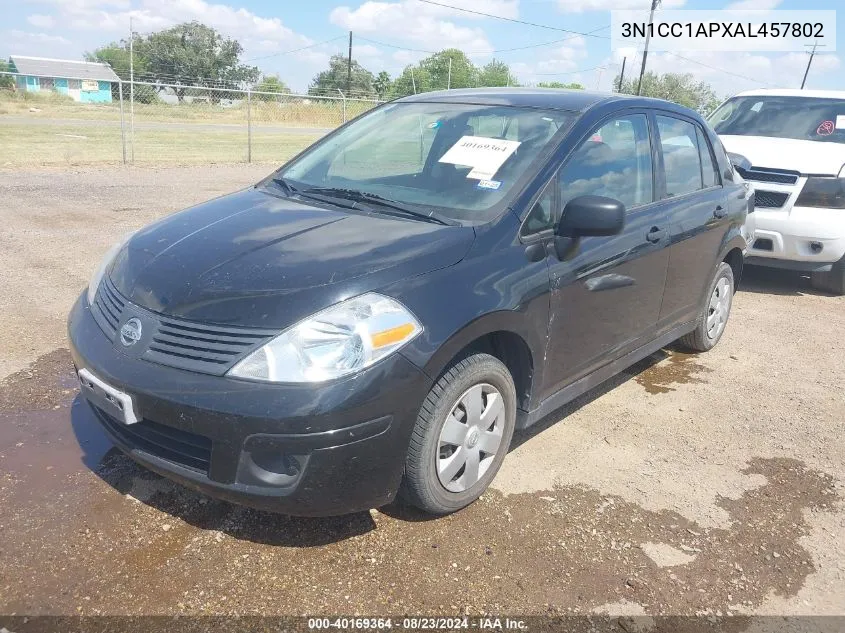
[539,111,672,399]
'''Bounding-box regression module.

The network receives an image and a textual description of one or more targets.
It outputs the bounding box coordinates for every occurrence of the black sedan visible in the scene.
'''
[69,88,751,516]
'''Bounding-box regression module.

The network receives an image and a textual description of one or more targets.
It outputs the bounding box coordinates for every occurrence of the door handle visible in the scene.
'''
[714,205,727,219]
[646,227,666,243]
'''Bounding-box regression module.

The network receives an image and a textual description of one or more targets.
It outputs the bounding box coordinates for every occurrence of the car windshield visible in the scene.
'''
[273,101,576,222]
[708,95,845,144]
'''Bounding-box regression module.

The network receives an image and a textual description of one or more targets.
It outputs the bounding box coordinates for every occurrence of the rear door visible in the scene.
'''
[654,114,733,327]
[538,110,672,399]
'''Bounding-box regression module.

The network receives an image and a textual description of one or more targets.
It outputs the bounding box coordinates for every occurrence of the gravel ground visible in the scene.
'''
[0,166,843,621]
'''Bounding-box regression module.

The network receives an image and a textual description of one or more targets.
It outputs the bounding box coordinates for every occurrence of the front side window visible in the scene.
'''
[657,115,704,198]
[278,102,575,222]
[559,114,654,210]
[708,95,845,144]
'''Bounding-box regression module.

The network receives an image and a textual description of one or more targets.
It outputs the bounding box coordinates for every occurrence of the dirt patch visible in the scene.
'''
[0,348,76,413]
[632,351,713,395]
[0,352,837,617]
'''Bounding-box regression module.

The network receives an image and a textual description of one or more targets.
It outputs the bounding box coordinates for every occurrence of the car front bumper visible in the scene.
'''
[68,294,432,516]
[745,206,845,271]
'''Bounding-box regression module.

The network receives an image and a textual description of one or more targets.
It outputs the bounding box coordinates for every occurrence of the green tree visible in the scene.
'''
[374,71,392,100]
[254,75,290,100]
[85,39,158,104]
[616,71,720,113]
[137,22,259,100]
[0,58,13,90]
[478,59,518,87]
[537,81,584,89]
[309,54,375,98]
[422,49,477,90]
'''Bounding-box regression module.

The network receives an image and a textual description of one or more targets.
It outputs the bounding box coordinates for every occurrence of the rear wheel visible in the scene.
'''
[678,262,734,353]
[399,353,516,515]
[810,255,845,296]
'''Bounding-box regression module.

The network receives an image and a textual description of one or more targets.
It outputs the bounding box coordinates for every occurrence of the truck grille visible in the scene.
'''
[94,406,212,473]
[143,317,275,375]
[754,190,790,208]
[91,277,276,375]
[736,166,799,185]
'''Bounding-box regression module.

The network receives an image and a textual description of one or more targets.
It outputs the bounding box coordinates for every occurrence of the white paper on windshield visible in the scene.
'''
[438,136,521,180]
[836,115,845,130]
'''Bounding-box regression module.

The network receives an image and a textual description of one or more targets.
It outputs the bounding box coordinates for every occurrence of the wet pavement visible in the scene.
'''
[0,349,839,618]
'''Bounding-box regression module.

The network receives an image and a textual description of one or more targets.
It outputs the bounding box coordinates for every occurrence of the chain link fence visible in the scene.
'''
[0,73,383,168]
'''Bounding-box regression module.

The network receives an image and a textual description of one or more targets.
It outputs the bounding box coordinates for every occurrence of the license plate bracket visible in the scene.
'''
[78,368,139,425]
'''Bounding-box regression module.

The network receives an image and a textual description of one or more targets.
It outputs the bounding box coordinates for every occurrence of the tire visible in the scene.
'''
[810,255,845,296]
[678,262,735,353]
[399,353,517,515]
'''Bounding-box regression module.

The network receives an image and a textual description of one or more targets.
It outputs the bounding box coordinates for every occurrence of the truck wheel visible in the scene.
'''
[678,262,735,353]
[399,353,516,515]
[810,255,845,296]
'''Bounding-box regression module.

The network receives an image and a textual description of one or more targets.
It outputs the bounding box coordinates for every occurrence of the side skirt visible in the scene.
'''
[516,321,696,430]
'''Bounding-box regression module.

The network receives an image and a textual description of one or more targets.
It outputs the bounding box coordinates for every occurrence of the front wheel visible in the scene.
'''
[399,353,517,515]
[678,261,735,353]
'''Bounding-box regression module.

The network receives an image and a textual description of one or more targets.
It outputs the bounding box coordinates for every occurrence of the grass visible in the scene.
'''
[0,89,378,127]
[0,120,322,167]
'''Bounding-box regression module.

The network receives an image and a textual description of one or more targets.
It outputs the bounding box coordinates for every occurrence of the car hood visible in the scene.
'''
[719,135,845,176]
[108,187,475,328]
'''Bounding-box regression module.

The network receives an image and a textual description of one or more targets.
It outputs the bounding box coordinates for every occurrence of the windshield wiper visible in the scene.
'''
[299,187,454,226]
[269,176,299,197]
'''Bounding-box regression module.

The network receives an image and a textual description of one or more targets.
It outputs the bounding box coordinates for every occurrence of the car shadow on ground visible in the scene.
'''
[739,264,836,297]
[70,394,377,547]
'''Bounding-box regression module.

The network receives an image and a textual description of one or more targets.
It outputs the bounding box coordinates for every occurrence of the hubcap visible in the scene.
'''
[706,276,732,340]
[436,383,505,493]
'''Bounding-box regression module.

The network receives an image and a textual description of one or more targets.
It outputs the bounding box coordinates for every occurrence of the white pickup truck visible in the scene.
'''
[708,89,845,295]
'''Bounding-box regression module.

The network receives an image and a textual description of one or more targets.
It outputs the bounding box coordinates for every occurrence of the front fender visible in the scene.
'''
[382,231,552,412]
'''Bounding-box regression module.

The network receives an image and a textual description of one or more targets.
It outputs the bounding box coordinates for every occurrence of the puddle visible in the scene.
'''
[633,351,712,394]
[0,350,839,617]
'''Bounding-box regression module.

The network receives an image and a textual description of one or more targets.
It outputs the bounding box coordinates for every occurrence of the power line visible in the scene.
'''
[356,26,609,57]
[244,36,347,62]
[664,52,774,87]
[414,0,611,38]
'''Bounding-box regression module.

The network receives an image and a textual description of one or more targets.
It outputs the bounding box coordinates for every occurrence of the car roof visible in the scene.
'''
[395,87,687,114]
[732,88,845,100]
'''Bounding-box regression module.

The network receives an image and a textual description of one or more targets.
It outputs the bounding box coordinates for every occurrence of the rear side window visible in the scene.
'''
[559,114,654,210]
[696,127,720,188]
[657,115,703,197]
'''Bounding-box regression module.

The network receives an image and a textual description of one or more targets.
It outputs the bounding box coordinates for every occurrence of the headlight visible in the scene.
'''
[795,177,845,209]
[228,293,422,383]
[87,233,134,305]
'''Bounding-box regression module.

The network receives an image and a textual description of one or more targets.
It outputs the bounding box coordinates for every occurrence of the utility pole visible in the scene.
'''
[129,16,135,163]
[595,67,604,89]
[347,31,352,96]
[636,0,660,96]
[801,41,818,89]
[447,57,452,90]
[617,56,627,92]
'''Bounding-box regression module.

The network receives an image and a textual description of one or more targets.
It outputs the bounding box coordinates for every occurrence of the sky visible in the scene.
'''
[1,0,842,97]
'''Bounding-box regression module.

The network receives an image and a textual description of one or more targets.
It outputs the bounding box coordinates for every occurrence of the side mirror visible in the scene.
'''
[726,151,751,173]
[556,195,625,238]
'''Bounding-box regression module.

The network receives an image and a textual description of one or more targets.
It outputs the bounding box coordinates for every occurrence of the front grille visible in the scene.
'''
[91,277,276,375]
[92,276,126,340]
[95,406,212,473]
[736,166,799,185]
[142,316,275,375]
[754,190,790,208]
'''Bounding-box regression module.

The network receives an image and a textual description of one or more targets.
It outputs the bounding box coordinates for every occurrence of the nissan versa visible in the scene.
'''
[69,89,751,516]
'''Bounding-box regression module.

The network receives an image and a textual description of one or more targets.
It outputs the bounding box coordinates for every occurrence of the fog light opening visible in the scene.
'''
[810,241,823,254]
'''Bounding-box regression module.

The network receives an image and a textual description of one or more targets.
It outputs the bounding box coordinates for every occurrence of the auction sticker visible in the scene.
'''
[438,136,520,180]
